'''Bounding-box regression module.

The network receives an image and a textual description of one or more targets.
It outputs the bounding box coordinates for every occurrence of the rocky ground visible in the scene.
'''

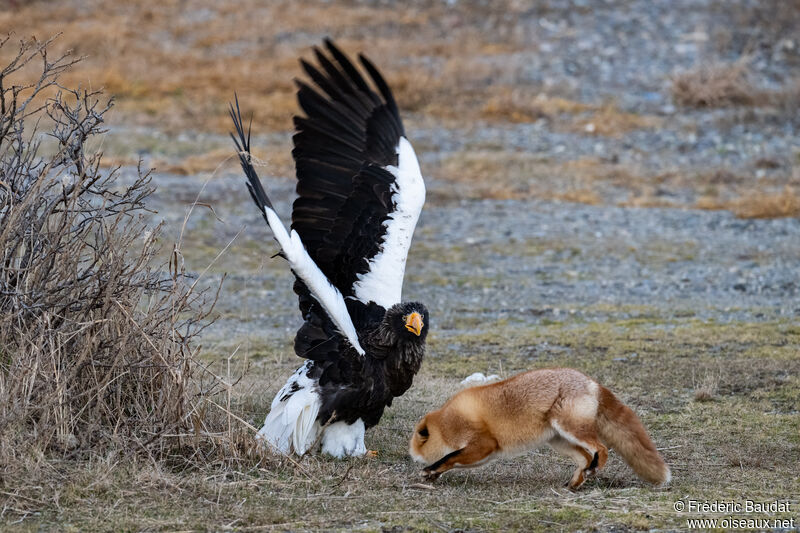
[122,0,800,341]
[144,169,800,341]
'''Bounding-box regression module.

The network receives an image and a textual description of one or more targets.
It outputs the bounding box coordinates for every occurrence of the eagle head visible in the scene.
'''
[386,301,429,343]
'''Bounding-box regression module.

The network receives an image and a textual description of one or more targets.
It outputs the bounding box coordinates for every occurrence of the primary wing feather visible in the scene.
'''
[229,96,365,355]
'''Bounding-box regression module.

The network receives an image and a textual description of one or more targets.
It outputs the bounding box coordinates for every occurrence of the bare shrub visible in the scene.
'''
[673,56,800,110]
[0,35,234,476]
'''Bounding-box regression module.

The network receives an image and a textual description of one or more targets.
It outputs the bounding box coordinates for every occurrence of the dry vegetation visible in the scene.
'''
[4,311,796,530]
[0,0,553,132]
[0,1,664,151]
[697,186,800,218]
[436,151,800,217]
[1,0,796,219]
[672,58,758,108]
[672,57,800,109]
[0,37,274,521]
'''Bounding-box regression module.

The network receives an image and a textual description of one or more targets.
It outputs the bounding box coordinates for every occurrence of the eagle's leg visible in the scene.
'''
[321,419,367,458]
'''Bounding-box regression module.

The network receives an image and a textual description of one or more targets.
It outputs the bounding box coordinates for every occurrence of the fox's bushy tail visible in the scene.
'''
[596,386,671,485]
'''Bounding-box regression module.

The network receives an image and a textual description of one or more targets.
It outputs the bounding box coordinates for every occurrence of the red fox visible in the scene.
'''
[410,368,670,490]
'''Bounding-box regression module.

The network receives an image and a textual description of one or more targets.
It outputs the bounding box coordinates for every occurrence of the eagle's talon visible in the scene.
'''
[366,449,378,458]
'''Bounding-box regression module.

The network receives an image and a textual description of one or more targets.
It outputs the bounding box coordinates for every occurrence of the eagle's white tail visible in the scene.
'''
[257,362,321,455]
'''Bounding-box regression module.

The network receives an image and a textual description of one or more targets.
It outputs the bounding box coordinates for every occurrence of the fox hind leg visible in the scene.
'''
[549,421,608,490]
[549,436,593,489]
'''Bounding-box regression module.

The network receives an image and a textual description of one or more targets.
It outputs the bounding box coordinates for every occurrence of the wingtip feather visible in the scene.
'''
[228,94,274,213]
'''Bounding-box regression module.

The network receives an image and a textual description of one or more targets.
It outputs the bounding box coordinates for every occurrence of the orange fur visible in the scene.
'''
[410,368,670,489]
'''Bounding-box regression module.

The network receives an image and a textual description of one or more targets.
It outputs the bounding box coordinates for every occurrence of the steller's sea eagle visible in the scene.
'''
[229,39,429,458]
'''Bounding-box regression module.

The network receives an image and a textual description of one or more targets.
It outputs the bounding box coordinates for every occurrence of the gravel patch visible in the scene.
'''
[135,168,799,350]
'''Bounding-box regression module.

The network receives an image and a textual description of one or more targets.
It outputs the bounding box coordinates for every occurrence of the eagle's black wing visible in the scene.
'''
[291,39,425,314]
[230,40,424,363]
[231,96,365,355]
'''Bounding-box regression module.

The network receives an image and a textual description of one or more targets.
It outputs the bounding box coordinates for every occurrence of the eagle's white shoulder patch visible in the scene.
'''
[352,137,425,308]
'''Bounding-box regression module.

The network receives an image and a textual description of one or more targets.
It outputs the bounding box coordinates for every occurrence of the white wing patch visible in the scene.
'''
[263,207,365,355]
[352,137,425,308]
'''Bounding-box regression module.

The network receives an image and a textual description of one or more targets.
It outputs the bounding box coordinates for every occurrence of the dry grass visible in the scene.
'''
[0,0,546,133]
[4,1,792,215]
[570,104,663,138]
[477,88,662,137]
[673,56,800,109]
[693,368,721,402]
[435,151,800,218]
[672,58,758,108]
[731,186,800,218]
[480,90,591,123]
[0,0,794,219]
[552,188,603,205]
[696,186,800,218]
[0,0,667,140]
[435,153,642,204]
[4,313,797,530]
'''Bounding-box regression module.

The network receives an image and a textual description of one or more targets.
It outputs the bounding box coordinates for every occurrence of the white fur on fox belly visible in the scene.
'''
[257,361,367,457]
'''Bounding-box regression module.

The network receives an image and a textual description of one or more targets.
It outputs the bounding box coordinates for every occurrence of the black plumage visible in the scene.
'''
[298,301,429,428]
[291,41,405,293]
[230,39,428,455]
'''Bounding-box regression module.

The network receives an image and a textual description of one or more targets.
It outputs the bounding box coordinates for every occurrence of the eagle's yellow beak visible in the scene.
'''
[405,312,423,336]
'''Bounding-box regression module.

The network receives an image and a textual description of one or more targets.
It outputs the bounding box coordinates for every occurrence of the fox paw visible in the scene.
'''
[421,470,441,482]
[567,472,586,491]
[566,481,584,492]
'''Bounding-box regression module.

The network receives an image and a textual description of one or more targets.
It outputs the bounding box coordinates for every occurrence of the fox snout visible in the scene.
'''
[420,448,463,479]
[409,414,452,478]
[410,411,493,481]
